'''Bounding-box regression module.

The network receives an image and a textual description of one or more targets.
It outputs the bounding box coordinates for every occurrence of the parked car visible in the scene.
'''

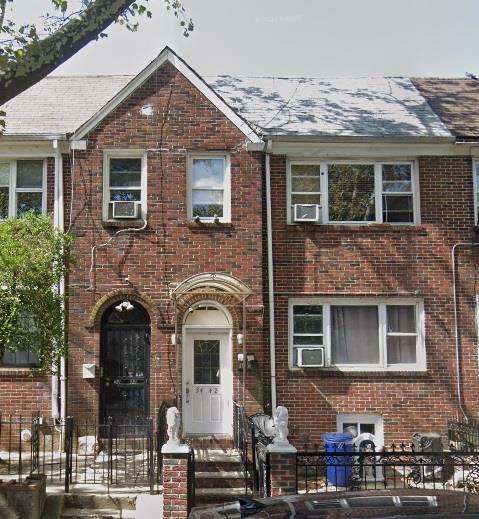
[189,490,479,519]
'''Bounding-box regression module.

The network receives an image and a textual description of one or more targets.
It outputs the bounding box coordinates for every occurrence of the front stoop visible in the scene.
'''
[193,448,249,506]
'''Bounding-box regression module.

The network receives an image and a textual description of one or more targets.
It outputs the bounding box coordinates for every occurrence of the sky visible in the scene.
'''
[7,0,479,78]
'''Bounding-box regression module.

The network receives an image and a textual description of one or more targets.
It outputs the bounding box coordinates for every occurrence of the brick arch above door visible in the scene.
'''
[87,288,161,330]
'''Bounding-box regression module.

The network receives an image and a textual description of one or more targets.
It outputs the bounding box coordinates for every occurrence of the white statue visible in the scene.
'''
[273,406,290,445]
[166,406,181,446]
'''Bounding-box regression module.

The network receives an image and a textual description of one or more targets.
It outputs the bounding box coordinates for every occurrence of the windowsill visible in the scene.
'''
[0,367,41,377]
[102,219,147,229]
[288,367,429,377]
[286,223,426,233]
[185,221,233,230]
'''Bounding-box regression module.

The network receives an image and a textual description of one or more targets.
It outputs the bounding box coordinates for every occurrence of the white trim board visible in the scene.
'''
[74,47,262,144]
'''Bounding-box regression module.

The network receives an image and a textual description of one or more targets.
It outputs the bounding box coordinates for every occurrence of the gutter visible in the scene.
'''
[264,139,277,412]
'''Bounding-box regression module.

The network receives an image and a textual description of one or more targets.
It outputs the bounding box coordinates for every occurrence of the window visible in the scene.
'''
[0,159,46,219]
[188,154,231,222]
[103,151,147,220]
[289,299,425,371]
[337,414,384,445]
[288,161,418,224]
[1,350,39,368]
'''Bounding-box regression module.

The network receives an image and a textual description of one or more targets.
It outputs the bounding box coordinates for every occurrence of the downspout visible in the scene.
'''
[52,144,66,422]
[265,140,277,412]
[58,152,67,424]
[51,146,60,421]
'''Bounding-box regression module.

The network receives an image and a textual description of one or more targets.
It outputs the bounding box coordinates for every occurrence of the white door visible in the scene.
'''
[183,331,232,435]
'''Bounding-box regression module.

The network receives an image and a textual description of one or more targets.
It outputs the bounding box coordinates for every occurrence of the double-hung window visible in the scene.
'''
[288,161,418,224]
[103,151,147,221]
[0,159,46,219]
[289,299,425,371]
[188,154,231,222]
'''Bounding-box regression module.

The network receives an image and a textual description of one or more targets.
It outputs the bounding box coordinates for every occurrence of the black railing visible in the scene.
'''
[448,419,479,452]
[0,414,44,481]
[248,412,274,497]
[296,443,479,494]
[156,402,168,484]
[187,446,196,513]
[233,401,249,492]
[0,413,162,493]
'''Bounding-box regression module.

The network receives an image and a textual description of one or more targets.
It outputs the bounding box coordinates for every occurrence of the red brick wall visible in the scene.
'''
[65,62,265,421]
[269,154,479,446]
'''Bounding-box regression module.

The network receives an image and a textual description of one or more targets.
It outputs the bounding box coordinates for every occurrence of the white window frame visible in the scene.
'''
[103,150,147,222]
[473,161,479,225]
[287,160,420,225]
[0,158,47,220]
[288,297,426,372]
[187,153,231,223]
[337,414,384,445]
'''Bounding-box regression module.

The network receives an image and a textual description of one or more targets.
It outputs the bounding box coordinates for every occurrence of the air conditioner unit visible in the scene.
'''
[111,201,140,219]
[298,347,325,367]
[294,204,320,222]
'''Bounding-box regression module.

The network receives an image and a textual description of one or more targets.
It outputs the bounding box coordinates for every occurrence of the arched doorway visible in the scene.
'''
[182,301,233,435]
[100,301,151,425]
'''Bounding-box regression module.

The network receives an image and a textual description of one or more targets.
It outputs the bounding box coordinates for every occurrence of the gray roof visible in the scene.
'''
[207,76,452,139]
[1,75,132,137]
[1,73,452,140]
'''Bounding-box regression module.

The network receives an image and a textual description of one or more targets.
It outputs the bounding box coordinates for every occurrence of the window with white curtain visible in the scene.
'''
[289,299,425,371]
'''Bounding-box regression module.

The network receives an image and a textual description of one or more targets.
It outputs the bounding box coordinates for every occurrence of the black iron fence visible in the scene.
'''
[233,401,249,492]
[0,413,162,493]
[187,447,195,513]
[156,402,168,484]
[296,443,479,494]
[248,412,274,497]
[448,419,479,452]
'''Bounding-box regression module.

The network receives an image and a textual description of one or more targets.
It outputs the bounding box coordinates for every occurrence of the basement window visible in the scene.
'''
[0,159,46,219]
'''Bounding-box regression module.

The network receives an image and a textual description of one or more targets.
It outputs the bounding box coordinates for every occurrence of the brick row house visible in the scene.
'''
[1,47,479,448]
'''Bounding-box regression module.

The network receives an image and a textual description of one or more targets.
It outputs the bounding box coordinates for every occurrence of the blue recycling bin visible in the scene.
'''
[323,432,353,487]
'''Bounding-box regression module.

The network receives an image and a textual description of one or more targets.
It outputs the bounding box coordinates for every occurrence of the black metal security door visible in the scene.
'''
[100,302,151,427]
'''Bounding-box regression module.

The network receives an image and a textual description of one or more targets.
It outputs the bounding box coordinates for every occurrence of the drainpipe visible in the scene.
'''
[51,147,60,421]
[451,242,478,422]
[52,144,66,422]
[265,140,277,412]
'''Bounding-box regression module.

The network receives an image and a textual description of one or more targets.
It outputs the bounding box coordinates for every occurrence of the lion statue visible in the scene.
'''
[166,406,181,446]
[273,405,290,445]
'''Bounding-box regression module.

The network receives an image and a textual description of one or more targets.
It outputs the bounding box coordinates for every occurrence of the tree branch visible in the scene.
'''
[0,0,137,105]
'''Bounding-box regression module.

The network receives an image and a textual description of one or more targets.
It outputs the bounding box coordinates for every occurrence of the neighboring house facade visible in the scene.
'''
[1,47,479,447]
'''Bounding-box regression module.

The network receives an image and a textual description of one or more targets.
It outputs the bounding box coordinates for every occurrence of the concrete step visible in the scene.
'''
[194,487,249,506]
[194,448,243,472]
[186,435,234,450]
[60,510,136,518]
[63,494,136,510]
[195,471,247,489]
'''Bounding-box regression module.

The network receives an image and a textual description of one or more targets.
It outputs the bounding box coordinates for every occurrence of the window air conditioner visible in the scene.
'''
[298,347,325,367]
[294,204,320,222]
[111,201,140,219]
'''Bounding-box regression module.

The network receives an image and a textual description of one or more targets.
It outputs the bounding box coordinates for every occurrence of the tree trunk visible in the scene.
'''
[0,0,137,105]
